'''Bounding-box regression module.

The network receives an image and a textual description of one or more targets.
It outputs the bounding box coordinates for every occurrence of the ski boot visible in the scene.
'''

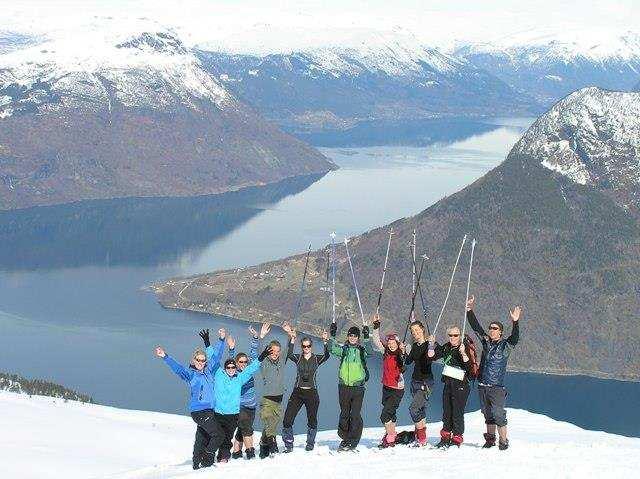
[482,433,496,448]
[499,439,509,451]
[245,447,256,460]
[231,450,243,460]
[435,430,452,449]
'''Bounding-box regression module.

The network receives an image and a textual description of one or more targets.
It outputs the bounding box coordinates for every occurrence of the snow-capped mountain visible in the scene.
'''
[3,390,640,478]
[0,25,334,210]
[512,87,640,210]
[198,32,536,133]
[456,29,640,106]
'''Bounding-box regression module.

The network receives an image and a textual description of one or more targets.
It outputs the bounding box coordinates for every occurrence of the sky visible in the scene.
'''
[1,0,638,52]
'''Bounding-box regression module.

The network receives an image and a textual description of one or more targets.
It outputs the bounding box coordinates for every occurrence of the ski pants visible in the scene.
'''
[338,384,365,446]
[191,409,234,466]
[234,406,256,441]
[259,397,282,442]
[283,387,320,429]
[380,385,404,424]
[478,385,508,427]
[408,379,431,423]
[442,379,470,436]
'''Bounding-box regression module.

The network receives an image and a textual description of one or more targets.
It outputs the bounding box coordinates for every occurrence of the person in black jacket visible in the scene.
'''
[404,320,435,446]
[466,295,521,450]
[428,325,475,448]
[281,323,330,452]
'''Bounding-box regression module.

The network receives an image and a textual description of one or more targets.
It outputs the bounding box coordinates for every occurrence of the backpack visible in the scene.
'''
[339,344,370,383]
[464,334,480,380]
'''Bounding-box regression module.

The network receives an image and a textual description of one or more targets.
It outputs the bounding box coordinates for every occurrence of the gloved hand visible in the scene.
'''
[372,319,380,330]
[329,322,337,338]
[258,346,272,361]
[362,326,370,340]
[198,329,210,347]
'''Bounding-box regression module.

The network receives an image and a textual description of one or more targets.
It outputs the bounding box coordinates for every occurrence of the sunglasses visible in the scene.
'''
[237,359,248,364]
[347,334,358,337]
[489,326,501,331]
[225,365,237,370]
[194,358,207,363]
[448,334,460,337]
[302,344,312,348]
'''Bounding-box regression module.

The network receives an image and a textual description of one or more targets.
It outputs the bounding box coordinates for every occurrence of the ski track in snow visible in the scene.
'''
[2,390,639,479]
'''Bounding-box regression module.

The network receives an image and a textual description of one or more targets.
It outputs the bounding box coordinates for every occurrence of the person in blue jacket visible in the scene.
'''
[229,324,265,460]
[205,338,270,465]
[155,328,228,470]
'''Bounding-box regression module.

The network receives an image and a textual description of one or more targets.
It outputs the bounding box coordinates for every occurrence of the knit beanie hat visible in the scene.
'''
[347,326,361,337]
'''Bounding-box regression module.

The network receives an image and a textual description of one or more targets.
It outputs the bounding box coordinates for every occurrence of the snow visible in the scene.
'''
[2,390,640,479]
[512,87,640,187]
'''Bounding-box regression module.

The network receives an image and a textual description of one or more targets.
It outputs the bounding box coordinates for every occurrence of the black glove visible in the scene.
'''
[198,329,210,347]
[362,326,370,340]
[329,322,337,338]
[372,319,380,330]
[258,346,271,361]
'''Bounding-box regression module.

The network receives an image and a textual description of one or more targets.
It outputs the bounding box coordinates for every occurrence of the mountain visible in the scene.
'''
[197,31,538,134]
[456,30,640,106]
[0,27,334,210]
[1,372,92,403]
[3,391,640,478]
[153,87,640,381]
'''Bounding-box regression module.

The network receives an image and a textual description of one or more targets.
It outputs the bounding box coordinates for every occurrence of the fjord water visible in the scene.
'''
[1,118,638,437]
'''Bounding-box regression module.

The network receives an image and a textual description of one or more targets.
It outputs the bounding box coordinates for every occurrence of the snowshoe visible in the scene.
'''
[482,433,496,449]
[436,430,452,449]
[231,450,243,460]
[268,437,279,456]
[499,439,509,451]
[200,451,216,468]
[337,441,351,452]
[259,443,270,459]
[245,447,256,460]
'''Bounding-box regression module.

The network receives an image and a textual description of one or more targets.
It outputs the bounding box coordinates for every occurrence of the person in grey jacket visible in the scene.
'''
[281,322,330,452]
[257,323,288,458]
[466,295,521,450]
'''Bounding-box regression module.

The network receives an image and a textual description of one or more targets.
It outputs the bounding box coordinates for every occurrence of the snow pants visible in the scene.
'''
[442,379,470,436]
[191,409,234,466]
[380,385,404,424]
[260,397,282,443]
[338,384,365,446]
[283,387,320,429]
[409,379,432,423]
[478,385,508,426]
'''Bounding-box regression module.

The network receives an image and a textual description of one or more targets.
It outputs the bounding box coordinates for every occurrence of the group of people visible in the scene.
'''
[156,295,521,470]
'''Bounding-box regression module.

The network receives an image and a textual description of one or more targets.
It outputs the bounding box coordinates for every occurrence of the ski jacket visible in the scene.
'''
[431,341,475,385]
[287,340,330,389]
[259,352,287,397]
[467,310,520,387]
[236,336,259,409]
[405,340,434,384]
[213,358,262,414]
[162,337,225,412]
[372,329,405,389]
[328,337,373,387]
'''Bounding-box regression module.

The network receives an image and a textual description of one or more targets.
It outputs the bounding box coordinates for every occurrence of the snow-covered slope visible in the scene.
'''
[457,29,640,105]
[2,390,639,479]
[511,87,640,209]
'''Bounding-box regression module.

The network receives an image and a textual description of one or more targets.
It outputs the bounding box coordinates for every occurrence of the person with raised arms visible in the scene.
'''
[281,322,330,452]
[155,328,227,470]
[371,313,406,448]
[328,322,373,452]
[404,320,435,446]
[428,325,475,448]
[465,295,521,450]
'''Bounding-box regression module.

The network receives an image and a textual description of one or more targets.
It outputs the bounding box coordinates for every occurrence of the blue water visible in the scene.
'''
[1,118,638,438]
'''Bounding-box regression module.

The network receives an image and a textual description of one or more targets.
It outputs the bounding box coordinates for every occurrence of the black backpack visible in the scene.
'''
[339,344,370,383]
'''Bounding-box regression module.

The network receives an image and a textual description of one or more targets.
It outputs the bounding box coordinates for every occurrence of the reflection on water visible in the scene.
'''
[2,118,638,437]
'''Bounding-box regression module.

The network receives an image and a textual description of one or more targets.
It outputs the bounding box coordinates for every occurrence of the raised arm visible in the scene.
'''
[506,307,521,346]
[362,326,374,356]
[371,326,385,353]
[249,334,259,360]
[317,336,330,365]
[327,337,344,357]
[205,336,226,374]
[237,356,262,384]
[287,340,300,363]
[161,354,194,383]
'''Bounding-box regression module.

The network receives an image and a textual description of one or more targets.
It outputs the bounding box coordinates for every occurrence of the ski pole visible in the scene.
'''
[330,233,337,325]
[321,246,331,326]
[403,250,427,343]
[462,239,476,338]
[432,235,468,336]
[344,237,366,326]
[292,244,312,328]
[374,228,394,316]
[408,244,431,334]
[411,229,416,321]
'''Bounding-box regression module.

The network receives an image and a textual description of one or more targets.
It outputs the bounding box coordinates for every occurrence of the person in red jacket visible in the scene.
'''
[372,313,405,448]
